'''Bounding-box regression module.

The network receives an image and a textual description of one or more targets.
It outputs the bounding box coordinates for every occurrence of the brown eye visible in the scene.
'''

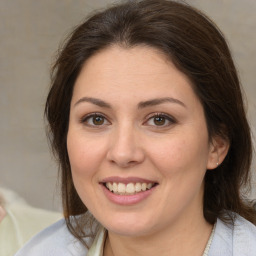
[81,113,110,127]
[145,113,176,127]
[153,116,166,126]
[93,116,104,125]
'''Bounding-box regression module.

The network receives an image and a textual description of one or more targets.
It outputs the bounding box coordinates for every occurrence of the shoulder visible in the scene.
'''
[14,219,88,256]
[233,214,256,255]
[209,214,256,256]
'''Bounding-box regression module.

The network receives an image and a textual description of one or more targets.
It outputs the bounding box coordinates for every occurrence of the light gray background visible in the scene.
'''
[0,0,255,211]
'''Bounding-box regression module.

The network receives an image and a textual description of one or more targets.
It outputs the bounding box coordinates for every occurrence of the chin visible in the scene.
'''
[100,214,155,237]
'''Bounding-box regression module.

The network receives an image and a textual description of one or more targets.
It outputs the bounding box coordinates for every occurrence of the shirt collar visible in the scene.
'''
[87,227,106,256]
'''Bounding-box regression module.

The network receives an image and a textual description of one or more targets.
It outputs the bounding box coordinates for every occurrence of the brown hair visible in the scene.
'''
[45,0,256,247]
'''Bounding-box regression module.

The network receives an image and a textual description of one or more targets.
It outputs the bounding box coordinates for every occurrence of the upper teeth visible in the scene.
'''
[105,182,153,195]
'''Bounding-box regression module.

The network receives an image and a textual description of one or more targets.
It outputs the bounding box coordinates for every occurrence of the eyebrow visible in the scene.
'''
[74,97,111,108]
[74,96,186,109]
[138,97,186,109]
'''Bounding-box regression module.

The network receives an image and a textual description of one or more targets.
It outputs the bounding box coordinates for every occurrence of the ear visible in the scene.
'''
[207,135,229,170]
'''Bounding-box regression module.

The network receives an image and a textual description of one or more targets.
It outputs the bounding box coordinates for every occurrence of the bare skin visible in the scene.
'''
[104,192,213,256]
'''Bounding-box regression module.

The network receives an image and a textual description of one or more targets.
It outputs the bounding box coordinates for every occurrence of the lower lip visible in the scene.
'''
[101,184,157,205]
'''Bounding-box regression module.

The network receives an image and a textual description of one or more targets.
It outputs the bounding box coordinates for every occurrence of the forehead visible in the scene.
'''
[72,45,198,106]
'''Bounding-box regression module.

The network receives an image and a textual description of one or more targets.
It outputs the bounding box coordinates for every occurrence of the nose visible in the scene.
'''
[106,124,145,168]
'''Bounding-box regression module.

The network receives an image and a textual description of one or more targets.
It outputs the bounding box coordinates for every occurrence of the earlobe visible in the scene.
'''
[207,135,230,170]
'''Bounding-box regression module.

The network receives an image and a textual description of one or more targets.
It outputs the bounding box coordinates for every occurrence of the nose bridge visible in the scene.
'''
[107,121,144,167]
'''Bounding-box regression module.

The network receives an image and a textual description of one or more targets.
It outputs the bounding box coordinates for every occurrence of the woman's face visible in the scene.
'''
[67,45,217,237]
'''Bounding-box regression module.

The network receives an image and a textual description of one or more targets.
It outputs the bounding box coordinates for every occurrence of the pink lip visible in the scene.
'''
[101,183,158,206]
[100,176,158,185]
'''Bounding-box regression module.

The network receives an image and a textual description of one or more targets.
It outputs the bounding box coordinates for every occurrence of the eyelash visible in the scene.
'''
[80,112,176,128]
[80,113,110,127]
[144,112,176,127]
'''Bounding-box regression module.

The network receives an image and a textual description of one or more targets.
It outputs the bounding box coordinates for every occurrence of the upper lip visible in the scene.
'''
[100,176,158,185]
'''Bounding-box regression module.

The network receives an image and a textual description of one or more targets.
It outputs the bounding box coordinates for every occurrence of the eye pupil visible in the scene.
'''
[93,116,104,125]
[154,116,165,125]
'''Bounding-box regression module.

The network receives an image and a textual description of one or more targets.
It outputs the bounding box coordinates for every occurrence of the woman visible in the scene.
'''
[16,0,256,255]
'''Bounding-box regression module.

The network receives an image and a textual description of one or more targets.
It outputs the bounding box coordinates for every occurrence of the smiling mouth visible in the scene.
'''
[103,182,158,195]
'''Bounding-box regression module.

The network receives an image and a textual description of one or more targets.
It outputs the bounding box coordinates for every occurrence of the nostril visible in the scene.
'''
[108,159,138,168]
[106,138,145,167]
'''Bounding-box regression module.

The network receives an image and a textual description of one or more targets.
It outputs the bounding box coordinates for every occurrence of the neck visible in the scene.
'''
[104,211,213,256]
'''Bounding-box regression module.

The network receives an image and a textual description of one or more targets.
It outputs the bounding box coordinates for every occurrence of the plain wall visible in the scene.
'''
[0,0,255,211]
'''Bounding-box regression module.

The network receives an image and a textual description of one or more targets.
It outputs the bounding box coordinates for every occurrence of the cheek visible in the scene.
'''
[147,132,210,177]
[66,131,106,209]
[67,131,103,179]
